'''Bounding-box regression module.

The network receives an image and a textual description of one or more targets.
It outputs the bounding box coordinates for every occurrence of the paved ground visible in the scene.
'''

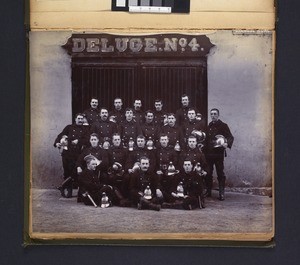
[30,188,273,240]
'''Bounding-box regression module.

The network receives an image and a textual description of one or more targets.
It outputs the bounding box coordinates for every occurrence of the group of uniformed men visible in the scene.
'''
[54,95,234,211]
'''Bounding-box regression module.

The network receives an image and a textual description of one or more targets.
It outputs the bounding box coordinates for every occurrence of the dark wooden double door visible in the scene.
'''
[72,57,208,121]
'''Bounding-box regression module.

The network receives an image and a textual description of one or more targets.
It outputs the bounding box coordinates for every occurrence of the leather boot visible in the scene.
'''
[149,203,161,211]
[116,189,131,207]
[204,189,211,198]
[218,185,225,201]
[66,187,73,198]
[57,177,72,197]
[204,176,212,197]
[198,196,205,209]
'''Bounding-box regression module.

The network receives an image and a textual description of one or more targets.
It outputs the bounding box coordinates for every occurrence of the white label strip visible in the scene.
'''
[129,6,172,13]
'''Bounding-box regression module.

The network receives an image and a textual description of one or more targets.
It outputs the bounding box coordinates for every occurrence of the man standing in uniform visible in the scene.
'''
[133,99,144,125]
[160,113,184,148]
[90,107,117,146]
[109,97,125,124]
[141,110,160,145]
[182,108,206,145]
[153,99,167,127]
[176,94,196,126]
[119,108,142,146]
[83,97,100,125]
[54,113,89,198]
[204,108,234,201]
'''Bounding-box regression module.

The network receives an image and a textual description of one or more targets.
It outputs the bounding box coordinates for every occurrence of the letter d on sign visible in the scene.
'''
[72,38,85,52]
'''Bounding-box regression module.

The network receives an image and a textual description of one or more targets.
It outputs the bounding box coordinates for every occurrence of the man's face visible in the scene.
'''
[167,115,176,127]
[181,96,189,107]
[90,99,98,109]
[140,159,150,172]
[125,110,133,121]
[100,109,108,121]
[87,160,98,171]
[188,137,197,149]
[210,110,219,122]
[75,115,84,125]
[188,110,196,121]
[112,135,121,147]
[183,161,193,173]
[137,137,146,148]
[145,112,154,123]
[114,99,123,110]
[90,136,99,147]
[154,102,163,111]
[133,100,142,110]
[159,136,169,148]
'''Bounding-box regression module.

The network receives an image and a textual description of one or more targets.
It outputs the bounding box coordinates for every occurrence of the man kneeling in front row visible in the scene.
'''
[78,154,114,207]
[129,156,163,211]
[162,159,206,210]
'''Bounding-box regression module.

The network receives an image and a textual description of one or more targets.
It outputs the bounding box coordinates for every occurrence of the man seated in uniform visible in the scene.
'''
[78,154,114,207]
[162,159,206,210]
[179,135,207,170]
[156,133,178,172]
[129,156,163,211]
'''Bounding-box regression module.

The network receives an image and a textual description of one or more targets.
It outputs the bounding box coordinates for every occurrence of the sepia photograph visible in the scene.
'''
[28,30,274,243]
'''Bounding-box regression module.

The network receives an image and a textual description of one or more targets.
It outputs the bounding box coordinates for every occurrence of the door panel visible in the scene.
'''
[72,58,207,122]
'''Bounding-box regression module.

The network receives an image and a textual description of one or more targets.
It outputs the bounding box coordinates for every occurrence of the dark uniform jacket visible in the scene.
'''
[126,147,156,172]
[155,146,178,170]
[179,147,207,170]
[78,168,112,205]
[205,119,234,158]
[78,168,104,194]
[183,119,206,143]
[129,170,160,203]
[83,107,100,125]
[153,110,167,127]
[108,145,128,166]
[54,124,89,158]
[133,110,144,125]
[90,119,117,143]
[160,124,184,147]
[141,122,160,143]
[76,146,109,171]
[119,120,142,144]
[109,109,125,124]
[173,171,203,197]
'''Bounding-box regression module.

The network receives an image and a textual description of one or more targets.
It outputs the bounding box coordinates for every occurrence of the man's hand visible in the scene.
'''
[171,192,179,198]
[55,143,61,148]
[77,167,82,174]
